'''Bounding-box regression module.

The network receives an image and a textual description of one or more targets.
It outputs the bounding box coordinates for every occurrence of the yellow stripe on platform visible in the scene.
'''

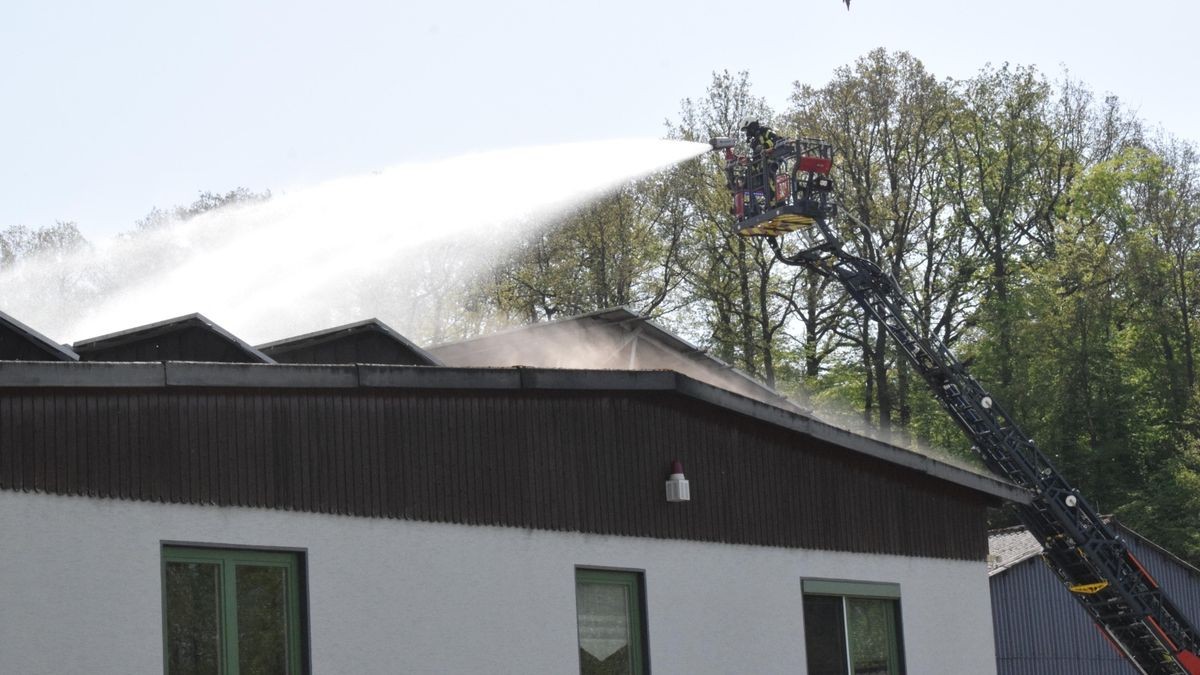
[737,213,815,237]
[1069,581,1109,594]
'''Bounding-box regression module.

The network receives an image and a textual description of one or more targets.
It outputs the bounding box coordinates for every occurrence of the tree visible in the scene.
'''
[663,70,810,387]
[943,64,1082,399]
[0,221,88,269]
[790,49,956,433]
[135,187,271,231]
[486,179,685,324]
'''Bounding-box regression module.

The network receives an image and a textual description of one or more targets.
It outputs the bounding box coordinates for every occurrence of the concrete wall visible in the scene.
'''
[0,491,997,674]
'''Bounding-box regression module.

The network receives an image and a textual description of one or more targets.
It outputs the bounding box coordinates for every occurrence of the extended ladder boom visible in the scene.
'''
[715,132,1200,674]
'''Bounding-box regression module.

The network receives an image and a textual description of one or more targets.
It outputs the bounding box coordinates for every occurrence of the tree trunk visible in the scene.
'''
[804,282,821,379]
[992,238,1014,389]
[898,359,912,432]
[736,238,758,376]
[758,263,777,388]
[861,315,875,425]
[1177,263,1196,391]
[874,321,892,431]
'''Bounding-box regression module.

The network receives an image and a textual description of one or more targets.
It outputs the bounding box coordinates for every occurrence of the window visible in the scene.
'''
[575,568,647,675]
[162,546,305,675]
[802,579,905,675]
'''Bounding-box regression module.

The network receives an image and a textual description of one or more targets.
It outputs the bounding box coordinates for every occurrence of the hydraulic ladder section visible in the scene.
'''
[717,136,1200,674]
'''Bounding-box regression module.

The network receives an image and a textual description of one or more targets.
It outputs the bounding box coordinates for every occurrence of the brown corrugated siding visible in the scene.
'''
[0,387,988,559]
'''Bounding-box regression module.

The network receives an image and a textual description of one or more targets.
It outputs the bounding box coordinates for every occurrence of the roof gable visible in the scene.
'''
[0,310,78,361]
[257,318,442,366]
[987,520,1200,577]
[72,313,274,363]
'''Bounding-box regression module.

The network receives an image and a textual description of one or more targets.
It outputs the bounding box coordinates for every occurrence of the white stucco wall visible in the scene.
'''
[0,491,996,674]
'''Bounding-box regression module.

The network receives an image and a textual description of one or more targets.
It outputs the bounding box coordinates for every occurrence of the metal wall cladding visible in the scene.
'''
[0,387,988,560]
[1128,530,1200,635]
[992,529,1200,675]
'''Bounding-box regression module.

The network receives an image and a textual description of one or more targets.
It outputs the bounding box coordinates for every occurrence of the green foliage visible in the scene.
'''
[488,181,682,322]
[1123,438,1200,564]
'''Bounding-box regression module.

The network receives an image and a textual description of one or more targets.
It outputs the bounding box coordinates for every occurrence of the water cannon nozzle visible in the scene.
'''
[709,137,736,151]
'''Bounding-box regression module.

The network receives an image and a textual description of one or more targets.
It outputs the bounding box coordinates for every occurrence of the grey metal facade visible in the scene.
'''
[992,524,1200,674]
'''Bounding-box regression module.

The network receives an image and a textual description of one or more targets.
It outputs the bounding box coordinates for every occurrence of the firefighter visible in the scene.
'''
[742,120,782,158]
[742,120,784,207]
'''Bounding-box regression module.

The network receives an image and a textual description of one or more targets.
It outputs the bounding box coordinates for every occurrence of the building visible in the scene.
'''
[0,310,1029,674]
[989,521,1200,674]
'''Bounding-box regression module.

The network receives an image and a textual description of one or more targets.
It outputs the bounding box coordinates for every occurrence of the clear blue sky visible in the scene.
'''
[3,0,1196,239]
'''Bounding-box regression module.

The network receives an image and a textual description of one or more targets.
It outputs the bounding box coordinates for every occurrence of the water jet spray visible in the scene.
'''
[0,139,710,344]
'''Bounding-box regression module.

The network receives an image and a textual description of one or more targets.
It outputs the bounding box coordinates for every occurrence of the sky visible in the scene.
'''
[3,0,1197,240]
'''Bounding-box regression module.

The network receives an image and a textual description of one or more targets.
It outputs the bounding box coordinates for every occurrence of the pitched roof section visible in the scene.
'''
[429,307,800,412]
[987,520,1200,577]
[987,525,1043,574]
[72,313,274,364]
[0,309,79,361]
[257,318,443,366]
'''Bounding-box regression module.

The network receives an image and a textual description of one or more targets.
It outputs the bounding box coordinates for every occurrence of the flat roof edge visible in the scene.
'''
[0,361,166,386]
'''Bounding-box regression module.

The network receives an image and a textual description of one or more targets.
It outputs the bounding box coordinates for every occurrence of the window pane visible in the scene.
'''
[577,580,634,675]
[236,564,290,675]
[847,598,898,675]
[803,594,849,675]
[165,561,223,675]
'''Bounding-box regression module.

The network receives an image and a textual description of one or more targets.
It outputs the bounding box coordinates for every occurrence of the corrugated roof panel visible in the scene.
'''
[988,526,1043,574]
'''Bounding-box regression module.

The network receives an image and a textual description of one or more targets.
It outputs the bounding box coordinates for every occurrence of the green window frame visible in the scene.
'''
[162,545,305,675]
[575,568,648,675]
[802,579,905,675]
